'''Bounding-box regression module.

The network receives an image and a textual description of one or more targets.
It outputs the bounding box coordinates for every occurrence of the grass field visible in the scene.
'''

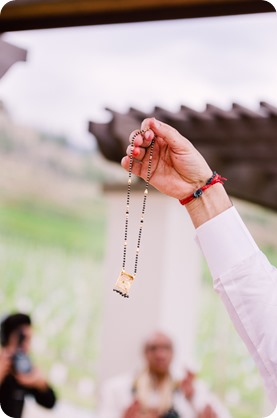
[0,200,106,409]
[1,200,276,416]
[0,201,106,258]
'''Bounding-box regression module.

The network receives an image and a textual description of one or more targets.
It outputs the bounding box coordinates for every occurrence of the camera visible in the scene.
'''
[12,330,32,374]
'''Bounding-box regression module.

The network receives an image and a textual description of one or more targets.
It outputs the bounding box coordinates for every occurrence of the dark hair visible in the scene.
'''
[0,313,32,347]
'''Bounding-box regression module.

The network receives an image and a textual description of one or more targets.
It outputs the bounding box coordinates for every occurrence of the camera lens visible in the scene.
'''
[13,352,32,374]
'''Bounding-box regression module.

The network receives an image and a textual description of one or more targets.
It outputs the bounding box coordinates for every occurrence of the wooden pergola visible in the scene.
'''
[1,0,276,211]
[0,0,274,32]
[0,38,27,79]
[89,103,277,211]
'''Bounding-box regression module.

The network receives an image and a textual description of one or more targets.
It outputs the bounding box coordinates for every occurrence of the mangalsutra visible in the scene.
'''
[113,129,155,298]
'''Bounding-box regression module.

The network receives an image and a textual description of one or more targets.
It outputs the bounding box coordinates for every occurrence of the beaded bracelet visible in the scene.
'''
[179,171,227,205]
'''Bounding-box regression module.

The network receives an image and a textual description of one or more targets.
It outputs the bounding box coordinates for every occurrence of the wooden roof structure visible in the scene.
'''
[89,103,277,211]
[1,0,276,210]
[0,0,274,32]
[0,38,27,79]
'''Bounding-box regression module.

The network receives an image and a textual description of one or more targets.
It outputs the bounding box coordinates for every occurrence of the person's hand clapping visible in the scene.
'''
[122,400,159,418]
[180,373,195,401]
[198,405,218,418]
[121,118,213,201]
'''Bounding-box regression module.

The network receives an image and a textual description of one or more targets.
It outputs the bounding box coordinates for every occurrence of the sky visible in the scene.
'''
[0,11,277,149]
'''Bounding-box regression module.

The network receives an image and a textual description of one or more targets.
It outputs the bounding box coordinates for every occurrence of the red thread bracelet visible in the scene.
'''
[179,172,227,205]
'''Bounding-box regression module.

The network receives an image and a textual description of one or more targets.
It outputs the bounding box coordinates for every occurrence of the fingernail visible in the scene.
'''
[153,118,161,128]
[145,131,151,140]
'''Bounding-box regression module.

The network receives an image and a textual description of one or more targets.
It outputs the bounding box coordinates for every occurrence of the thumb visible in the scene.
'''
[142,117,191,152]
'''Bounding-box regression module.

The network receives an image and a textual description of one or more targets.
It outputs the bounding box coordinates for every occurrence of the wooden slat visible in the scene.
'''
[0,0,274,32]
[260,101,277,117]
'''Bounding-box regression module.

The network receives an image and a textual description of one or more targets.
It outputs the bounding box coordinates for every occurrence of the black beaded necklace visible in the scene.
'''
[113,129,155,298]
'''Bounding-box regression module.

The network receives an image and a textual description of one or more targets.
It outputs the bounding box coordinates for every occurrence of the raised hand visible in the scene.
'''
[121,118,213,201]
[198,405,218,418]
[122,400,159,418]
[16,367,48,391]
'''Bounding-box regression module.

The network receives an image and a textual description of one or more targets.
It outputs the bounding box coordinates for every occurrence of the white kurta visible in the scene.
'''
[97,373,231,418]
[97,374,194,418]
[196,207,277,407]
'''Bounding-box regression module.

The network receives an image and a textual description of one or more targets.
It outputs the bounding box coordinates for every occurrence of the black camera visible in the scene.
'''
[12,330,32,374]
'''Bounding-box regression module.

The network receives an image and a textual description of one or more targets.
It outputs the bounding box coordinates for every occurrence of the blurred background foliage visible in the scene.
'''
[1,103,277,417]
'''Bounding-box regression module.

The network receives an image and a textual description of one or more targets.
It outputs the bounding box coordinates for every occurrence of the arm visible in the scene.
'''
[122,118,277,406]
[196,207,277,407]
[31,385,56,409]
[16,368,56,408]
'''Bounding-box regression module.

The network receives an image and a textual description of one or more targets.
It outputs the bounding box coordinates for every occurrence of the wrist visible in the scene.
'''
[185,183,232,228]
[179,172,226,205]
[35,378,48,391]
[0,369,7,384]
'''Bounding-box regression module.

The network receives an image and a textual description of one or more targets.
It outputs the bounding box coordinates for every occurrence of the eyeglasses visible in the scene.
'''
[146,344,172,352]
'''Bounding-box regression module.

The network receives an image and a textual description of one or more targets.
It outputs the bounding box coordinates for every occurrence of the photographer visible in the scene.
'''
[0,312,56,418]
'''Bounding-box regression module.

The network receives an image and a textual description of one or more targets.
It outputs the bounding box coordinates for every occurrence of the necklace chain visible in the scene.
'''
[113,129,155,298]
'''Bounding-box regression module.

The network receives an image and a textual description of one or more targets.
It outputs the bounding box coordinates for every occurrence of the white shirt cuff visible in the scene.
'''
[196,206,259,279]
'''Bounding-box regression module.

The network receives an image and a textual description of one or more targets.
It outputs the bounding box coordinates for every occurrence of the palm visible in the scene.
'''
[138,136,211,200]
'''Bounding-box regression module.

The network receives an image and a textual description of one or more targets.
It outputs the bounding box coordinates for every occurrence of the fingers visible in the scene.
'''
[128,129,155,151]
[126,144,147,161]
[121,156,145,179]
[127,118,190,155]
[142,117,191,152]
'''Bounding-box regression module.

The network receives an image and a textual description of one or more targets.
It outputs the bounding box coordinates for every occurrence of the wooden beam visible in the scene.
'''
[88,104,277,211]
[0,0,274,32]
[0,38,27,79]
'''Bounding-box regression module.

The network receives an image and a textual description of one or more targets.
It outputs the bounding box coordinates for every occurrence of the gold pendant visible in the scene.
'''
[113,271,135,298]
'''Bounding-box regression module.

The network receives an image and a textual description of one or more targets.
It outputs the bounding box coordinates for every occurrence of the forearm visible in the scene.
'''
[191,194,277,405]
[33,385,56,408]
[213,251,277,406]
[33,378,48,392]
[185,183,232,229]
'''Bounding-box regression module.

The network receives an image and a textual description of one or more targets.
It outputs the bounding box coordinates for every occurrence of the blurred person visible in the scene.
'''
[98,331,230,418]
[121,118,277,407]
[0,312,56,418]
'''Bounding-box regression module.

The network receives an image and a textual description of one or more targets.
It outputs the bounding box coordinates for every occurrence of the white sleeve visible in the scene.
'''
[196,207,277,407]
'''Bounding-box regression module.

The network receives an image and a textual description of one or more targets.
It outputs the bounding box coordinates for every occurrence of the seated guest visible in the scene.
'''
[98,331,231,418]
